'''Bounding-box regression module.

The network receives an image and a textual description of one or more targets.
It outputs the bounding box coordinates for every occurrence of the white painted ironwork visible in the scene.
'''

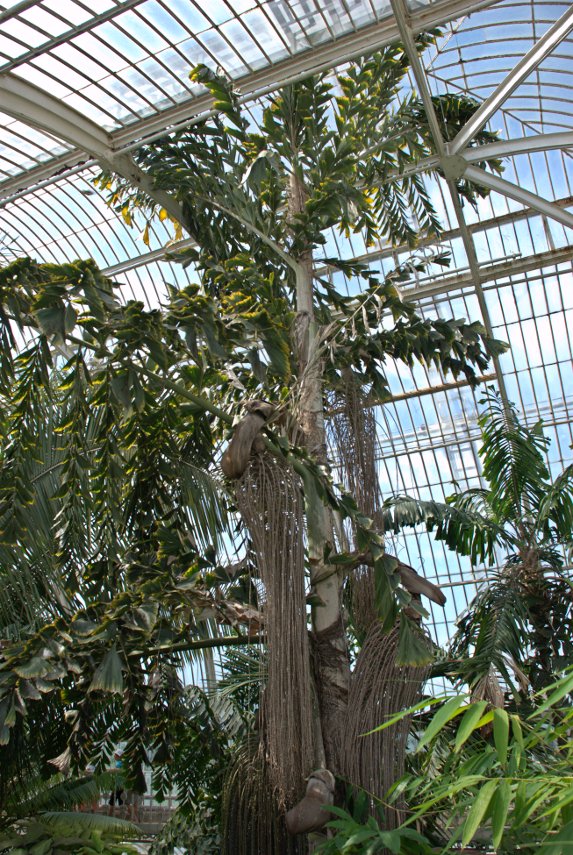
[450,4,573,154]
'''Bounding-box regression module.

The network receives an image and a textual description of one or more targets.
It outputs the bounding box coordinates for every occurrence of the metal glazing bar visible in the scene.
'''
[450,4,573,154]
[388,0,513,413]
[1,0,149,72]
[114,0,499,150]
[409,245,573,301]
[0,73,112,156]
[0,0,499,198]
[464,164,573,231]
[0,154,90,204]
[0,75,185,225]
[0,0,41,26]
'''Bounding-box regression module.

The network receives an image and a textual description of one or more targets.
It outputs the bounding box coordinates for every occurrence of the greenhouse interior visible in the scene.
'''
[1,0,573,852]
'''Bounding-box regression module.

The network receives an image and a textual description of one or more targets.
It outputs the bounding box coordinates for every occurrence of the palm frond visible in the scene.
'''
[536,462,573,541]
[38,811,138,836]
[380,493,507,565]
[479,388,550,524]
[450,570,529,696]
[8,774,106,818]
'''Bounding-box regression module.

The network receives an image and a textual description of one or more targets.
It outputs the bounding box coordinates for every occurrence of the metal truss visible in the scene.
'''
[0,74,184,223]
[1,0,498,203]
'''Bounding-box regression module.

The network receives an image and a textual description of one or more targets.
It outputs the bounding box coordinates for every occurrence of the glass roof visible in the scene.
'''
[1,0,572,650]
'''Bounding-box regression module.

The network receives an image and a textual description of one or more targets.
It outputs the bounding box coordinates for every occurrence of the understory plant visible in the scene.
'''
[0,773,138,855]
[319,668,573,853]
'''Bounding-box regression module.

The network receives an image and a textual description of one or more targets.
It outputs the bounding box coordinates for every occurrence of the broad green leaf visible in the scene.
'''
[491,779,511,848]
[379,830,401,854]
[34,305,65,340]
[462,779,497,845]
[493,708,509,766]
[396,613,434,666]
[455,701,488,752]
[510,713,523,748]
[344,829,374,846]
[373,555,398,632]
[536,669,573,715]
[13,657,49,679]
[538,818,573,853]
[538,785,573,819]
[30,838,52,855]
[515,783,554,827]
[365,696,442,735]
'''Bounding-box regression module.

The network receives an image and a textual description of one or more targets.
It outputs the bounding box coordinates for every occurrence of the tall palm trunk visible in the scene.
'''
[289,169,350,772]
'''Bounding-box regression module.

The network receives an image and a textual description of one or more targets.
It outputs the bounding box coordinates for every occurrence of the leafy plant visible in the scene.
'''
[0,773,138,855]
[0,39,508,853]
[321,670,573,853]
[382,388,573,700]
[399,670,573,852]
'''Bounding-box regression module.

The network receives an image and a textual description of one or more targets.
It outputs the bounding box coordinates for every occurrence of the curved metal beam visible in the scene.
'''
[389,0,514,412]
[450,4,573,154]
[0,73,185,225]
[463,131,573,162]
[0,73,112,157]
[464,164,573,231]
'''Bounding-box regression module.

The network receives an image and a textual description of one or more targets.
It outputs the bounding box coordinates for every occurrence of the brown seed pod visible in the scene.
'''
[221,401,275,479]
[285,768,335,836]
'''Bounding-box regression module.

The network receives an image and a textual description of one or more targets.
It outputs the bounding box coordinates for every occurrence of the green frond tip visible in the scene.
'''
[39,810,139,837]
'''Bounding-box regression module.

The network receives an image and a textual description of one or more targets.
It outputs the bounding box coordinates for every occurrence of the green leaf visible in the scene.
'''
[365,696,442,735]
[14,657,50,679]
[536,669,573,715]
[416,694,467,752]
[455,701,488,752]
[396,613,433,666]
[88,646,124,694]
[379,830,401,853]
[538,818,573,852]
[462,779,497,845]
[373,554,398,631]
[64,302,77,334]
[30,838,53,855]
[491,779,511,848]
[493,708,509,766]
[35,305,65,340]
[345,829,375,846]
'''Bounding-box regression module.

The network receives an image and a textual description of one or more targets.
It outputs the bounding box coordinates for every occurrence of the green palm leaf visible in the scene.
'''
[478,388,549,524]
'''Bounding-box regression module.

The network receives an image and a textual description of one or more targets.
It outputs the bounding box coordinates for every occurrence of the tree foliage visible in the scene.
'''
[0,38,511,850]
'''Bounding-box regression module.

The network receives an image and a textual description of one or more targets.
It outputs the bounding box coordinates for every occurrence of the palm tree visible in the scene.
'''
[0,38,508,852]
[382,388,573,701]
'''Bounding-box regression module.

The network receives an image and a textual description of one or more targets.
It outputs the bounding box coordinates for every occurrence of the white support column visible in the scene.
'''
[450,5,573,154]
[464,164,573,231]
[389,0,513,409]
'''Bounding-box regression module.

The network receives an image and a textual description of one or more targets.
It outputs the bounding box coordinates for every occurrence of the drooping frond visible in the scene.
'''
[536,462,573,542]
[380,493,508,566]
[450,571,530,696]
[478,388,550,525]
